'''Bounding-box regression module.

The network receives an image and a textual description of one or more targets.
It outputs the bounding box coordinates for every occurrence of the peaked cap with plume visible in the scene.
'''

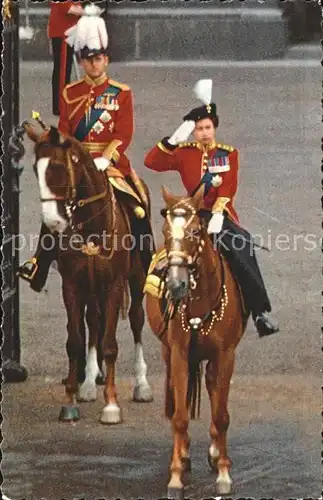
[65,4,108,59]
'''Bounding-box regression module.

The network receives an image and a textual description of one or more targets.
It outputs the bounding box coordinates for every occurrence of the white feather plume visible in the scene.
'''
[193,79,213,105]
[65,5,108,52]
[84,4,104,16]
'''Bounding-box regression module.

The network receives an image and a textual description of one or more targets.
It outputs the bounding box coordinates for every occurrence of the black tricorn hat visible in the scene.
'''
[183,103,217,122]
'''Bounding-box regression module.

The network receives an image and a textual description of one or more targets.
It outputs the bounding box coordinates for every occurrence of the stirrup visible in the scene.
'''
[17,257,38,282]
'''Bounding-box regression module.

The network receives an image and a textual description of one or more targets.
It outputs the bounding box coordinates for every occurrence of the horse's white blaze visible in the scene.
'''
[134,343,148,387]
[171,216,185,240]
[36,157,68,232]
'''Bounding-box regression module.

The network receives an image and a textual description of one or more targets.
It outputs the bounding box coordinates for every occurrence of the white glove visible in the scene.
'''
[168,120,196,146]
[94,157,111,171]
[207,212,224,235]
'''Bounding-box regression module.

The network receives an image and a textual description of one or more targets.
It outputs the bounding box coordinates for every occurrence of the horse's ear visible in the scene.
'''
[61,139,72,149]
[23,122,41,143]
[48,126,61,145]
[161,185,174,206]
[191,184,205,210]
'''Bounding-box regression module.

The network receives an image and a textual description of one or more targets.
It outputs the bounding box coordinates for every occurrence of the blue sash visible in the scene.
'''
[74,85,121,142]
[191,149,229,197]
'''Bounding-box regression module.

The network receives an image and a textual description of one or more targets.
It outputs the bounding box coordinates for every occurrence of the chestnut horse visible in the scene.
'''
[24,123,153,423]
[145,186,249,497]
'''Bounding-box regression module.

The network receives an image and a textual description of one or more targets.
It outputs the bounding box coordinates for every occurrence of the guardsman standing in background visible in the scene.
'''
[47,0,84,116]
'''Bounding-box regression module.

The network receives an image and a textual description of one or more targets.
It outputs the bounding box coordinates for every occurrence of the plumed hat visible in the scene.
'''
[183,79,218,126]
[65,4,108,59]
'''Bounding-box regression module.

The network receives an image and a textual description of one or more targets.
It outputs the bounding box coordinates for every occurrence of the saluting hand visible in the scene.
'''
[168,120,195,146]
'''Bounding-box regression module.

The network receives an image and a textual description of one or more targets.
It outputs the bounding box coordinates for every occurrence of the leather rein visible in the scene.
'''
[39,150,108,231]
[156,200,227,338]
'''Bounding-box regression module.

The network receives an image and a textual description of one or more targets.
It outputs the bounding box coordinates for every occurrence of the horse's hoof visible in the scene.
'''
[181,457,191,473]
[100,404,123,425]
[216,474,233,495]
[167,487,184,500]
[77,382,97,402]
[58,405,80,422]
[133,384,153,402]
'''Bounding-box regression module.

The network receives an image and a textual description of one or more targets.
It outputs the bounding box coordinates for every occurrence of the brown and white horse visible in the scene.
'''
[146,186,249,497]
[24,123,153,423]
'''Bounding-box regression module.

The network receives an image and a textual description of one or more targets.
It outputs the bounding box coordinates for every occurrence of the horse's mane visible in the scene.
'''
[62,134,97,173]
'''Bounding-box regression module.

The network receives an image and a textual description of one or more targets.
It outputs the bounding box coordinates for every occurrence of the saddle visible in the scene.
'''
[106,165,148,219]
[143,244,248,317]
[143,247,168,299]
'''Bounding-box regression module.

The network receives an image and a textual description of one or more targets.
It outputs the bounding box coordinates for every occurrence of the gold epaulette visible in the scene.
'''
[178,141,198,149]
[216,143,235,152]
[108,78,130,91]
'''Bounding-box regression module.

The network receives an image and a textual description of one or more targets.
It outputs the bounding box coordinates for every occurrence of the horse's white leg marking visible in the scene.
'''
[78,346,100,402]
[209,443,220,460]
[36,157,68,233]
[132,343,153,402]
[216,468,233,495]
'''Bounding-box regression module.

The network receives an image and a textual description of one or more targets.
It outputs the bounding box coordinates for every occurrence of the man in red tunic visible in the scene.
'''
[18,5,153,292]
[18,5,153,384]
[47,1,84,116]
[144,100,279,337]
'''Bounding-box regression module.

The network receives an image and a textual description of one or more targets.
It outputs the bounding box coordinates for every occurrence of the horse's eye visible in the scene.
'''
[72,154,79,163]
[160,208,167,218]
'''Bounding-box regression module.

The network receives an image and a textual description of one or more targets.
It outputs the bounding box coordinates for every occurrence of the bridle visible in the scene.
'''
[164,198,205,290]
[37,149,109,231]
[156,198,228,340]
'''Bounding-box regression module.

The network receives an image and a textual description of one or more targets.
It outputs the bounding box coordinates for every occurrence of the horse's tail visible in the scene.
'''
[88,255,101,319]
[120,277,129,320]
[187,329,202,420]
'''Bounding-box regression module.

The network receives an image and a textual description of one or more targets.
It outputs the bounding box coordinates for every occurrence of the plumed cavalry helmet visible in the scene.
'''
[183,79,219,128]
[65,4,108,59]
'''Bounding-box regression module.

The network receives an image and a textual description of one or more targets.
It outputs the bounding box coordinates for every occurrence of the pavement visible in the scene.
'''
[2,59,321,500]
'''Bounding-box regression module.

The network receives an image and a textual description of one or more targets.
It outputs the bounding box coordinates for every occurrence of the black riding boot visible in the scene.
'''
[203,212,279,338]
[17,223,58,292]
[129,213,155,275]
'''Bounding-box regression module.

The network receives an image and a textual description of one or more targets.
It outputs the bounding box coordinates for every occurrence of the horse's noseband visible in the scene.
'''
[37,150,108,230]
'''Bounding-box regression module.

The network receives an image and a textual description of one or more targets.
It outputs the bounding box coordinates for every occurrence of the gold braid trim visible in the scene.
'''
[212,197,231,213]
[157,142,174,155]
[62,86,90,121]
[102,139,122,163]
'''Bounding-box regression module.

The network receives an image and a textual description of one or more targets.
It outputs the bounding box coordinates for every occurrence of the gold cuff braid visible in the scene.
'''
[102,139,122,163]
[212,197,231,213]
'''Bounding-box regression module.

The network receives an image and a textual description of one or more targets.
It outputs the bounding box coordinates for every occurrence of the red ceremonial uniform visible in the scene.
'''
[144,139,239,223]
[58,74,134,176]
[47,1,82,38]
[47,1,82,116]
